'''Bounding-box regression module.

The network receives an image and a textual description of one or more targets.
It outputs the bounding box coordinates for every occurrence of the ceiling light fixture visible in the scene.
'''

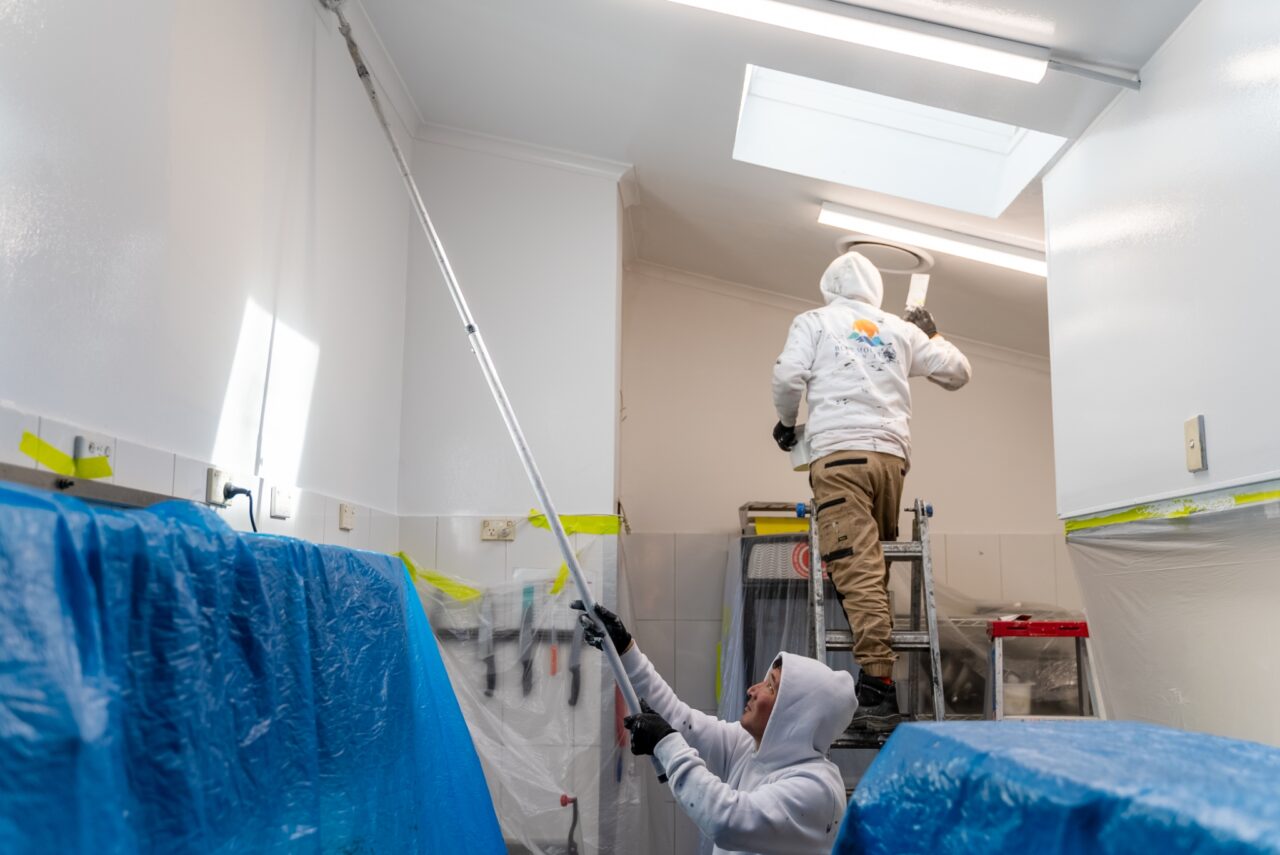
[819,202,1047,277]
[664,0,1050,83]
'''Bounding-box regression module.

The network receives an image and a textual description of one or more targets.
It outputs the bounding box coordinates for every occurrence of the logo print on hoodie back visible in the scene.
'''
[847,318,897,370]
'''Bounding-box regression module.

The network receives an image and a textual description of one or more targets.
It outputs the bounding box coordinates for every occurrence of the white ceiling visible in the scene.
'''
[362,0,1200,355]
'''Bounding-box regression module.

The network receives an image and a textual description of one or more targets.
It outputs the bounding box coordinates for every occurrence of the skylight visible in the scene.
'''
[733,66,1068,218]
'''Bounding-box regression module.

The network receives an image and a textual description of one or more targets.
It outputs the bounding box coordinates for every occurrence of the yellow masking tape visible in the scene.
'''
[18,431,113,479]
[75,456,114,480]
[1065,487,1280,535]
[397,552,483,603]
[754,517,809,535]
[20,432,75,475]
[528,510,621,536]
[550,563,570,595]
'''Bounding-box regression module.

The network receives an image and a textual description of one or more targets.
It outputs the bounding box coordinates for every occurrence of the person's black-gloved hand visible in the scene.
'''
[570,601,633,652]
[624,699,675,756]
[903,306,938,338]
[772,421,797,451]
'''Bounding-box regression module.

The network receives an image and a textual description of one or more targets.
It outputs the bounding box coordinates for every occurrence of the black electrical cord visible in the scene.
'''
[223,484,258,533]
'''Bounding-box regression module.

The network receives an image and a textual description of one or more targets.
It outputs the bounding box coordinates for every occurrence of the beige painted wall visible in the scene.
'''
[619,263,1060,537]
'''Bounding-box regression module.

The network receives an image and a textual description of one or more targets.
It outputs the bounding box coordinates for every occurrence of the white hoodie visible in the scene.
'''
[773,252,971,463]
[623,646,857,855]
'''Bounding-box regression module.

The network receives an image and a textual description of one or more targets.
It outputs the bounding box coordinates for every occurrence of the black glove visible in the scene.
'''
[903,306,938,338]
[772,421,797,451]
[570,601,632,652]
[623,699,675,756]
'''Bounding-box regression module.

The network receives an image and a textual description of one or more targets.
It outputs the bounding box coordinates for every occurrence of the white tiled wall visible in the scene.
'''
[0,402,402,557]
[0,405,39,468]
[945,534,1003,601]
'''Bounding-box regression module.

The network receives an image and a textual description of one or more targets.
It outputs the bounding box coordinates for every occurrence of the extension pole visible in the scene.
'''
[318,1,662,779]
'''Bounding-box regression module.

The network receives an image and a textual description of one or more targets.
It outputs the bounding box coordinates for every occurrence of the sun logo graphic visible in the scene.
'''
[850,318,886,347]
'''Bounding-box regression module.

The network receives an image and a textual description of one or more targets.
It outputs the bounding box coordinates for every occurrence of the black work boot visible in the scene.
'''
[852,671,902,732]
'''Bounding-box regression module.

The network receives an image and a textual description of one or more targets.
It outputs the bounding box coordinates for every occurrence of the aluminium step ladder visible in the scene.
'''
[805,498,946,749]
[738,500,946,751]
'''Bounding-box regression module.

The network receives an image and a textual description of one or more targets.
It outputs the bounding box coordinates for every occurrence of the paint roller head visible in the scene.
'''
[318,0,344,11]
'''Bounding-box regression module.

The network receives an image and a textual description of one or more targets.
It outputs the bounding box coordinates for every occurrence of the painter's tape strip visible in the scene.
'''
[528,510,621,536]
[18,431,113,479]
[397,551,483,603]
[20,432,74,475]
[550,563,571,595]
[1064,488,1280,535]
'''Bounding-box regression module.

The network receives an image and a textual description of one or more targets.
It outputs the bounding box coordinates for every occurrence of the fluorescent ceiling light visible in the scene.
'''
[735,66,1068,217]
[819,202,1047,277]
[665,0,1049,83]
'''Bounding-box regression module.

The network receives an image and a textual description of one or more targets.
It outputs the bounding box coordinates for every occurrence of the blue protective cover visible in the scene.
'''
[837,721,1280,855]
[0,482,503,854]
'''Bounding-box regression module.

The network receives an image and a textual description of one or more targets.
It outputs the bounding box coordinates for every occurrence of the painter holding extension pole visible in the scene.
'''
[316,0,664,779]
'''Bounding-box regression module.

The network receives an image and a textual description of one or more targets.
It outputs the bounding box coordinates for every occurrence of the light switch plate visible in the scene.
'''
[1184,414,1207,472]
[481,518,516,541]
[270,486,294,520]
[338,502,357,532]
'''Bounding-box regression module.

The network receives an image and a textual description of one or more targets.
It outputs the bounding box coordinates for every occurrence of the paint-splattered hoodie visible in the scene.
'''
[623,646,857,854]
[772,251,971,463]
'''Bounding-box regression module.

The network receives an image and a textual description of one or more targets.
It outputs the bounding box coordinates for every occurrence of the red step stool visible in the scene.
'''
[986,619,1105,721]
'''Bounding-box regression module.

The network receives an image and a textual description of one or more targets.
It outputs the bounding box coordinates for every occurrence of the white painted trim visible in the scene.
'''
[415,123,633,181]
[626,261,1051,372]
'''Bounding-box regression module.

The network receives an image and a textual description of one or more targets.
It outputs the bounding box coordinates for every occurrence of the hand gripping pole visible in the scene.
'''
[319,1,663,780]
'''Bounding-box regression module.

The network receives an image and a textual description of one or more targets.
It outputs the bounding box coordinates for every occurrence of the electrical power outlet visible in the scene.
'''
[205,467,230,507]
[270,486,295,520]
[481,518,516,541]
[338,502,357,532]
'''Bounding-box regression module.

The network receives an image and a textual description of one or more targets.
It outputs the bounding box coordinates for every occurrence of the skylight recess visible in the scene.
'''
[733,66,1067,218]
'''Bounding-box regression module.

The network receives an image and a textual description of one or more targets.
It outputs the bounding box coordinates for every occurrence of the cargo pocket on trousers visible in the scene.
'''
[818,498,856,562]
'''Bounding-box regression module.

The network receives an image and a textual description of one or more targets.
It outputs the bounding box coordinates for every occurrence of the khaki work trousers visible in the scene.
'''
[810,450,906,679]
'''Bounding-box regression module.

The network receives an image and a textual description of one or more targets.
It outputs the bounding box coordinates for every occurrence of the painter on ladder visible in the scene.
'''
[573,602,857,855]
[771,251,971,730]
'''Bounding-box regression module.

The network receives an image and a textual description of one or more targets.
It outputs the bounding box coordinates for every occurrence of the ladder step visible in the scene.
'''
[882,541,924,561]
[824,630,931,651]
[831,732,891,750]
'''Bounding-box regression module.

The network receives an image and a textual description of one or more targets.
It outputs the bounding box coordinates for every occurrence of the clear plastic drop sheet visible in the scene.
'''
[1066,501,1280,745]
[413,539,642,855]
[718,534,1089,740]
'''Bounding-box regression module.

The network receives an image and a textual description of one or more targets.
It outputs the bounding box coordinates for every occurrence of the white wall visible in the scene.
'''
[397,129,626,517]
[0,0,412,512]
[1043,0,1280,744]
[620,264,1060,536]
[1043,0,1280,518]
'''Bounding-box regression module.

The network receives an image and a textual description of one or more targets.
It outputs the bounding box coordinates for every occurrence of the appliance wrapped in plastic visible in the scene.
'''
[0,482,502,853]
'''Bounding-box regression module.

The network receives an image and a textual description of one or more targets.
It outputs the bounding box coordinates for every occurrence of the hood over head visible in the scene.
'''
[820,251,884,308]
[754,652,857,770]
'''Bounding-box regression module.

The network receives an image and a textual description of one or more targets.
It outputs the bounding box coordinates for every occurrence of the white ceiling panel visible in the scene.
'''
[362,0,1201,354]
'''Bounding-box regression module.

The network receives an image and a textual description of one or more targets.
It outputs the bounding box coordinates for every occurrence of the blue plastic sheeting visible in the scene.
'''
[0,482,503,854]
[837,721,1280,854]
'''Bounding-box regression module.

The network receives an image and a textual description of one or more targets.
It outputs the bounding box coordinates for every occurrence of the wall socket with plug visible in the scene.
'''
[205,467,230,507]
[481,518,516,541]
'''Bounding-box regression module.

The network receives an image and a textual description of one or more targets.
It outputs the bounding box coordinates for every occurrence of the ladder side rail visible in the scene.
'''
[918,501,945,722]
[809,501,824,660]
